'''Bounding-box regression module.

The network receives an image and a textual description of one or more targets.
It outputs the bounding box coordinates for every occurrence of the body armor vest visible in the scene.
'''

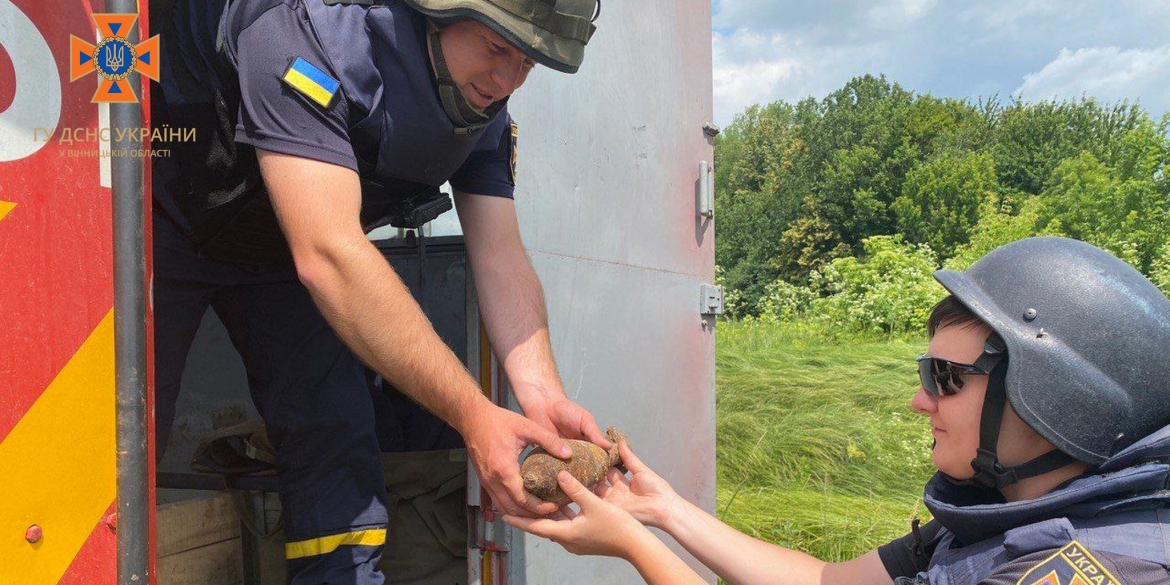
[913,425,1170,584]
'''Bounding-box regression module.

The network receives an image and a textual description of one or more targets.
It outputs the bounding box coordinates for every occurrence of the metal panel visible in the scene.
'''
[507,0,715,280]
[499,257,718,584]
[0,1,129,582]
[498,0,717,581]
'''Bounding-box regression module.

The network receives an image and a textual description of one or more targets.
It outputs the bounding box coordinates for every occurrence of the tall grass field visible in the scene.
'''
[716,320,936,560]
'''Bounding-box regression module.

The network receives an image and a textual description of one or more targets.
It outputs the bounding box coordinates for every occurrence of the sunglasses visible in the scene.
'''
[916,337,1005,397]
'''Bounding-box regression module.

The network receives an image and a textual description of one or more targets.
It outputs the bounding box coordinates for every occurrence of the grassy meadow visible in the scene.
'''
[715,320,936,560]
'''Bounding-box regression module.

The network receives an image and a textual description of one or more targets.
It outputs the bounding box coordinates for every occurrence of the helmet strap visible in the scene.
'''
[945,356,1077,489]
[426,20,506,135]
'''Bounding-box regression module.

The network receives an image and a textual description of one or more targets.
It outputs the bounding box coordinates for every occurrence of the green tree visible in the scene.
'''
[775,213,850,283]
[715,103,806,314]
[893,151,999,260]
[713,79,1169,317]
[1038,120,1170,273]
[1149,241,1170,298]
[808,236,945,335]
[993,98,1148,195]
[945,197,1061,271]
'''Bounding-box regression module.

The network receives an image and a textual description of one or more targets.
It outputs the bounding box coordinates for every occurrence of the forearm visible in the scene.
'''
[471,240,562,408]
[299,235,492,433]
[623,528,709,585]
[258,153,492,436]
[664,498,828,585]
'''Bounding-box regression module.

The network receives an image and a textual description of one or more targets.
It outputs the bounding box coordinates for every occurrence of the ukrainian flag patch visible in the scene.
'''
[282,57,340,108]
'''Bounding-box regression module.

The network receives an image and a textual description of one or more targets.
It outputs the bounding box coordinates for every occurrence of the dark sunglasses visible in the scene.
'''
[916,336,1005,396]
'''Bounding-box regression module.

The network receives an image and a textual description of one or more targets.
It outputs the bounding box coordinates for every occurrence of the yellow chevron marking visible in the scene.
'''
[0,201,15,222]
[0,310,116,582]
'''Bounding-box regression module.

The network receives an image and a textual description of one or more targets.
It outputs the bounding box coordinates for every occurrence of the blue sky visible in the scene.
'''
[711,0,1170,127]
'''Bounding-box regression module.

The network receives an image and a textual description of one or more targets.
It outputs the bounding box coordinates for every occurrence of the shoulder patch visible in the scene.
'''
[281,57,340,108]
[1016,540,1126,585]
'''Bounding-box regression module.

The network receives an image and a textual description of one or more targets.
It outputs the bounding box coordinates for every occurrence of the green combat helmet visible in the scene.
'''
[402,0,600,73]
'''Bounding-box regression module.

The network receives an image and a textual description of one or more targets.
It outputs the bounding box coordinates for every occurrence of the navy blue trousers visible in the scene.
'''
[153,208,388,585]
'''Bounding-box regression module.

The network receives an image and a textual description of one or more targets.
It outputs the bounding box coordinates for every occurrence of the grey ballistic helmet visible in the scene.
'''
[934,237,1170,488]
[402,0,601,73]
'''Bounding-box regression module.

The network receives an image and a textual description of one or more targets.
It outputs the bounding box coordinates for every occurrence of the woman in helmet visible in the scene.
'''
[507,237,1170,585]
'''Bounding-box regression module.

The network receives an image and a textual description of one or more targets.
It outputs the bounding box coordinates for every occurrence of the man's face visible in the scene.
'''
[910,322,1053,481]
[437,20,536,111]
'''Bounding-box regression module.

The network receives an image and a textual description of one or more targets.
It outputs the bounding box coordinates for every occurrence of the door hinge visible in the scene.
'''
[700,284,724,316]
[699,161,715,218]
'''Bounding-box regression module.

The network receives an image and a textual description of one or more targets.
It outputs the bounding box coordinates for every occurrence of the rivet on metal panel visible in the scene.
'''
[104,512,118,532]
[1023,308,1037,321]
[25,524,43,544]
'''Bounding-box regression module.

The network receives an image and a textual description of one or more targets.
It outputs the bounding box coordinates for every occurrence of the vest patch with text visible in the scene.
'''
[1017,541,1125,585]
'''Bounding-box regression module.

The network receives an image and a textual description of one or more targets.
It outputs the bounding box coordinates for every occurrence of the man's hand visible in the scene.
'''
[522,396,612,449]
[595,442,681,529]
[463,403,575,518]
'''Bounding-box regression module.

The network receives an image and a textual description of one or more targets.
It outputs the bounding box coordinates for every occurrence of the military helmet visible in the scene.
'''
[402,0,601,73]
[934,237,1170,474]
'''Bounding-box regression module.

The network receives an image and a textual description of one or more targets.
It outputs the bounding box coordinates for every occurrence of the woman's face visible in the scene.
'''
[911,323,991,479]
[911,322,1053,480]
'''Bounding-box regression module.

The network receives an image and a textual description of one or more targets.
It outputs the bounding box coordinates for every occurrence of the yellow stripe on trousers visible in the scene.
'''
[0,201,15,222]
[286,528,388,560]
[0,310,116,582]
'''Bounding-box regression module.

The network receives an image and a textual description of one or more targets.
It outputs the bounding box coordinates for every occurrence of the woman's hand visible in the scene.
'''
[504,470,650,559]
[506,469,710,585]
[595,442,682,529]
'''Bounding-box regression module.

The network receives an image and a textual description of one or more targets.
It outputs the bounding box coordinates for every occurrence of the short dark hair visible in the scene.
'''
[927,295,987,336]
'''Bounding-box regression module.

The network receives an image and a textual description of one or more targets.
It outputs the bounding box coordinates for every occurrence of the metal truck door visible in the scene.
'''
[0,0,154,582]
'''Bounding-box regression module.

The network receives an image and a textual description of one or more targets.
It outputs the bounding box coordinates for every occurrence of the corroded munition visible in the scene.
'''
[521,426,628,506]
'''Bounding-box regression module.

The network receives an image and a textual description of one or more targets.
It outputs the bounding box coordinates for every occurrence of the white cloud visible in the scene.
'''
[712,31,800,124]
[709,1,1170,126]
[957,0,1061,30]
[712,28,891,125]
[865,0,937,29]
[1016,46,1170,114]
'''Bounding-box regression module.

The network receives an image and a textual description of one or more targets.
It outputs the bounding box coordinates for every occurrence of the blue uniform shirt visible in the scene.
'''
[154,0,515,241]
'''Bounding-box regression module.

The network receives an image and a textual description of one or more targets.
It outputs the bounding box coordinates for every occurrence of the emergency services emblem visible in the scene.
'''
[69,13,160,103]
[1016,541,1125,585]
[509,122,519,184]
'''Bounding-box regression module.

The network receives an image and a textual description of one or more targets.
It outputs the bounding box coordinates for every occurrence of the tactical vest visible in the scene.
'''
[155,0,508,268]
[912,462,1170,585]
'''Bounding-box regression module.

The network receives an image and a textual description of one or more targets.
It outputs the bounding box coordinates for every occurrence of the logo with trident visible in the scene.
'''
[69,13,160,103]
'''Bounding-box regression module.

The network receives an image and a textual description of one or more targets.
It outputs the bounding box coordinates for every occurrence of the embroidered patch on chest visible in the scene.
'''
[281,57,339,108]
[1016,540,1125,585]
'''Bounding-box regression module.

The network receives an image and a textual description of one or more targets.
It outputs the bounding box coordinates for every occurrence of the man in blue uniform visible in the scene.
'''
[505,237,1170,585]
[151,0,606,582]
